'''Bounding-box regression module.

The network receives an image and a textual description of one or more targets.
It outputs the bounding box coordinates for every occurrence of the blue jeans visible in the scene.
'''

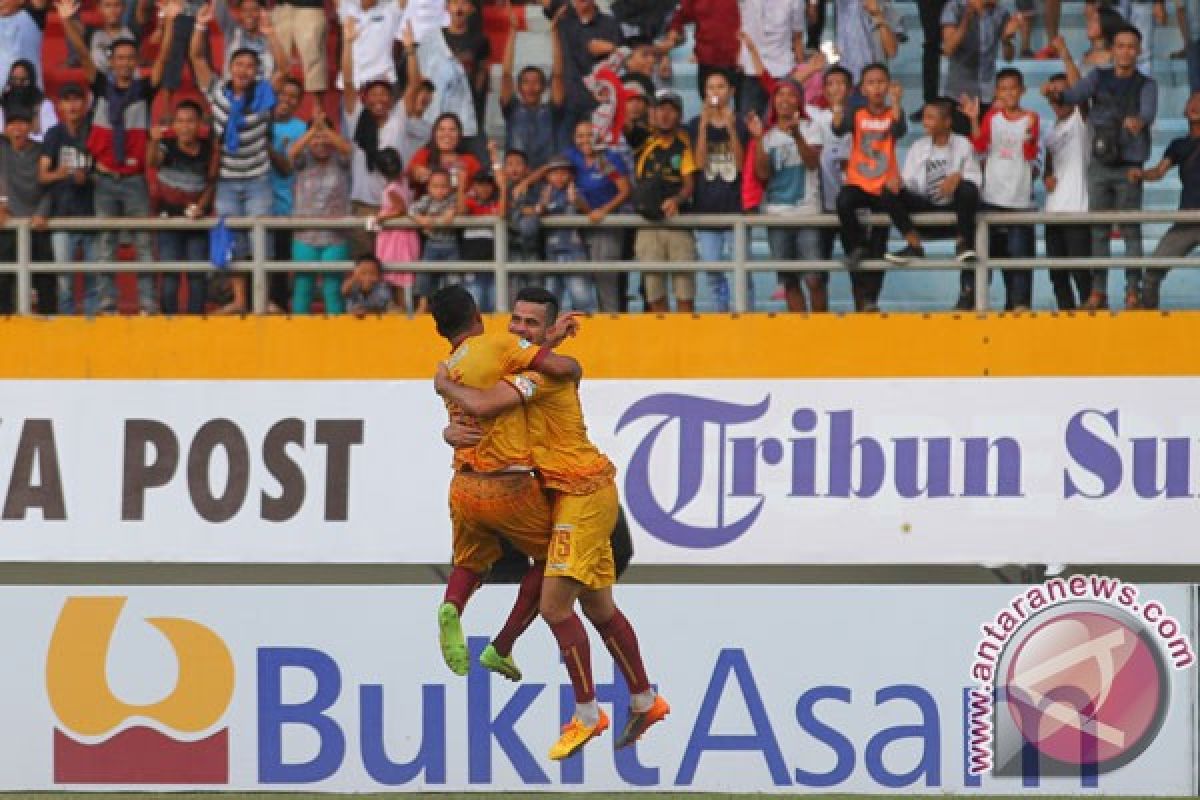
[158,229,209,314]
[416,238,460,303]
[548,248,594,312]
[215,175,274,260]
[695,229,734,312]
[51,230,95,315]
[767,225,824,288]
[94,173,156,312]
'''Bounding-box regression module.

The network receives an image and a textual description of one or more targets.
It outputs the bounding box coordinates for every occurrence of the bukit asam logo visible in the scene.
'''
[967,576,1195,782]
[45,596,235,784]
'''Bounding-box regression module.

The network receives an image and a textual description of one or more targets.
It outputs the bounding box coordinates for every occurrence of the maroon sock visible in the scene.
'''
[492,562,544,657]
[596,609,651,695]
[549,613,595,703]
[443,567,482,614]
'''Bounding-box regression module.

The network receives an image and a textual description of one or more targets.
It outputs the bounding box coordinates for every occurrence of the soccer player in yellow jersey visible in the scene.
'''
[429,286,583,679]
[435,287,670,761]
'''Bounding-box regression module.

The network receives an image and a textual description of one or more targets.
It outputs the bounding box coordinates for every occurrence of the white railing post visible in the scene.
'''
[733,218,748,314]
[251,221,267,315]
[494,218,509,313]
[15,220,32,315]
[974,215,990,313]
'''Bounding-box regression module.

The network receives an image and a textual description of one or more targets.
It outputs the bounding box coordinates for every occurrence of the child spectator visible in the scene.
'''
[1042,72,1093,310]
[410,167,460,303]
[898,97,983,280]
[38,82,92,314]
[941,0,1023,115]
[148,100,214,315]
[0,59,55,138]
[60,0,173,314]
[834,63,918,278]
[567,118,631,312]
[809,65,885,311]
[454,163,500,312]
[373,147,419,312]
[538,155,592,311]
[268,77,306,312]
[340,0,402,89]
[1128,91,1200,309]
[288,113,354,315]
[0,103,51,314]
[499,3,564,169]
[748,80,825,313]
[964,68,1039,311]
[343,254,394,315]
[215,0,280,80]
[634,89,697,312]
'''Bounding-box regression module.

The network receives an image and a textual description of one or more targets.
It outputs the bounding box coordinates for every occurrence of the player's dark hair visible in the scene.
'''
[1113,22,1142,43]
[517,65,547,85]
[504,148,529,165]
[174,99,205,118]
[431,285,479,339]
[282,75,304,94]
[356,254,382,272]
[861,62,890,81]
[996,67,1024,88]
[1049,72,1068,83]
[515,286,560,324]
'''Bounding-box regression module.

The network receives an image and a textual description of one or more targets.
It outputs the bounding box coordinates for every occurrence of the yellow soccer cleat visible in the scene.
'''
[548,709,610,761]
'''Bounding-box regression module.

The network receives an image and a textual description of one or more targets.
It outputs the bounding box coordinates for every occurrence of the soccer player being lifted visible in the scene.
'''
[435,287,669,760]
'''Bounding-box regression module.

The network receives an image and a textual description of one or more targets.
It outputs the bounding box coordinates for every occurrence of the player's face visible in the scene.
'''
[435,118,461,152]
[994,76,1023,111]
[654,102,680,131]
[503,153,528,181]
[704,73,731,107]
[173,108,200,142]
[59,94,85,124]
[626,45,655,75]
[626,95,647,121]
[574,121,595,154]
[366,84,394,118]
[5,119,29,148]
[99,0,122,24]
[240,0,262,30]
[428,173,453,199]
[546,166,571,189]
[508,301,550,343]
[110,44,138,82]
[1112,31,1140,68]
[861,69,888,104]
[230,53,259,91]
[772,85,801,121]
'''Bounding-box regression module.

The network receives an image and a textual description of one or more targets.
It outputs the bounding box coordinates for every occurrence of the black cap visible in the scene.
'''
[653,88,683,111]
[4,104,33,123]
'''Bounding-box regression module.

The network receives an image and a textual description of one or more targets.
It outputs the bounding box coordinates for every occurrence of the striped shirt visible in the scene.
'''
[204,77,273,180]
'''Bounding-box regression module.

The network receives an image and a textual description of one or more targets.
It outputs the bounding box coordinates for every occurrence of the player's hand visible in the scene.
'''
[433,362,456,396]
[1123,116,1145,135]
[30,215,47,231]
[661,196,680,217]
[1044,173,1058,192]
[150,124,168,141]
[54,0,79,19]
[195,1,214,27]
[588,208,607,224]
[1127,167,1144,183]
[401,19,415,49]
[1154,0,1167,25]
[443,418,482,448]
[888,81,903,105]
[940,171,962,199]
[342,15,359,42]
[545,311,582,347]
[1051,34,1070,60]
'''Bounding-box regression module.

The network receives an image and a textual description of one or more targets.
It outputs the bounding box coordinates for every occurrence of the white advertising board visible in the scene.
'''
[0,378,1197,562]
[13,584,1196,793]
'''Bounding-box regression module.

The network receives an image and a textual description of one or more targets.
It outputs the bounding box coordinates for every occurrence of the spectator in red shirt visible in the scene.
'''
[659,0,741,96]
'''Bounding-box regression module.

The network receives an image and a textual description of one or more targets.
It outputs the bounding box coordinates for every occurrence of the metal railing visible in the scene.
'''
[9,209,1200,314]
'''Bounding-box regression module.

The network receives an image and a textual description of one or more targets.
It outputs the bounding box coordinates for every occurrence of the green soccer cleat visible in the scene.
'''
[479,643,523,682]
[437,602,469,676]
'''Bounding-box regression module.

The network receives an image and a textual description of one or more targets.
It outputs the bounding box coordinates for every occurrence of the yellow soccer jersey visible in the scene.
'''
[444,332,546,473]
[523,374,616,495]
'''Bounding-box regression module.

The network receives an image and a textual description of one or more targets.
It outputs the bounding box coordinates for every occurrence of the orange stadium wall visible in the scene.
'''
[1,312,1198,378]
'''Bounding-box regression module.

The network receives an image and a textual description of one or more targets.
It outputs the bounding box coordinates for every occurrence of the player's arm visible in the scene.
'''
[435,365,529,419]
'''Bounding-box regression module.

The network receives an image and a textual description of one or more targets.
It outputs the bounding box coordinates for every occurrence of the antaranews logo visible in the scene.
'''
[967,576,1195,780]
[45,597,235,784]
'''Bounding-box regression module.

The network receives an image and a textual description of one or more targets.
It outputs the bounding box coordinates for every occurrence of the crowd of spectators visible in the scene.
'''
[0,0,1195,314]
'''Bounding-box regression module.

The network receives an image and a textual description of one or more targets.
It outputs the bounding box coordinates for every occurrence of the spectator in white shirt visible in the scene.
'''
[339,0,403,89]
[963,68,1040,310]
[1042,72,1093,310]
[899,97,982,266]
[738,0,806,116]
